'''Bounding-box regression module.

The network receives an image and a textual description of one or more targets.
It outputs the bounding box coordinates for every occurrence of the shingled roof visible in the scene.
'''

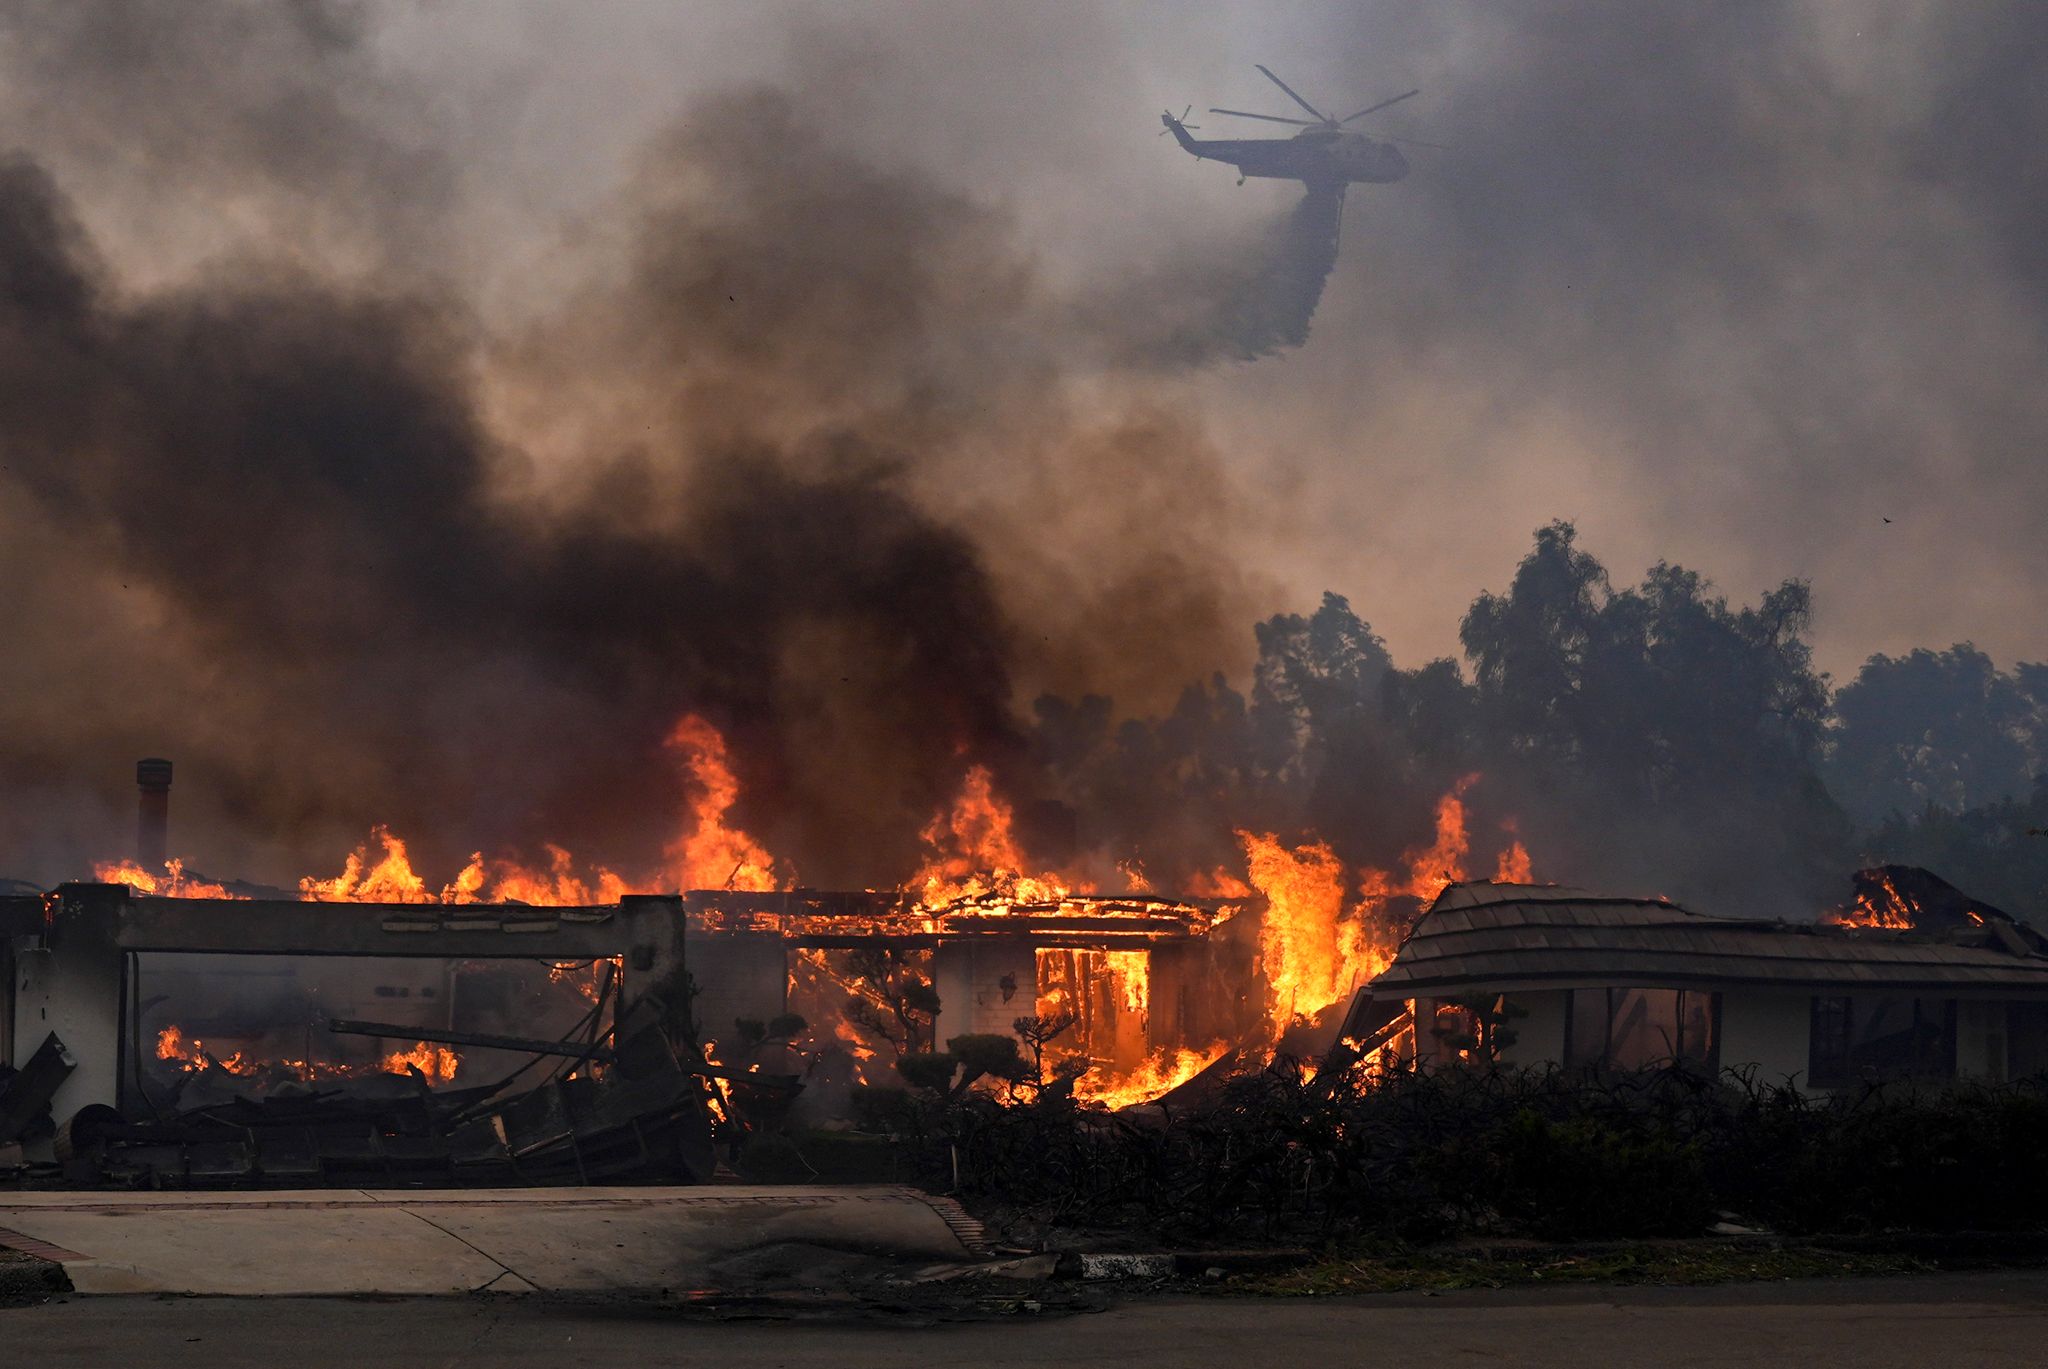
[1370,881,2048,997]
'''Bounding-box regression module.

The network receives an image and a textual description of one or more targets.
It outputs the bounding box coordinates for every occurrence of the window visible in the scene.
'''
[1807,995,1957,1086]
[2009,1003,2048,1080]
[1421,996,1523,1063]
[1567,988,1608,1065]
[1810,995,1851,1082]
[1564,988,1719,1070]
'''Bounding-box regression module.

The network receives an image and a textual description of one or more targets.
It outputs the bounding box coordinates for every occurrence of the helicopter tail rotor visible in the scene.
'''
[1158,105,1201,135]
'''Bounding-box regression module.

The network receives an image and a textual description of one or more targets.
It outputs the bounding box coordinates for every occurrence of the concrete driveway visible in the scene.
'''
[0,1186,983,1295]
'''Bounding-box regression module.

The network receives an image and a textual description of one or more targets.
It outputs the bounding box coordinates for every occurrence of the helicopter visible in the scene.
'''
[1161,64,1429,190]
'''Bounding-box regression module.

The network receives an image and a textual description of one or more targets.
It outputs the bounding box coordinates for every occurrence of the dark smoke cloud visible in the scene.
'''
[0,10,1260,888]
[4,1,2047,912]
[0,0,455,281]
[0,146,1041,885]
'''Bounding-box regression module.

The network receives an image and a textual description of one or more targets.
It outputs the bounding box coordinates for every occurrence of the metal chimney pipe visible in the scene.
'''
[136,757,172,871]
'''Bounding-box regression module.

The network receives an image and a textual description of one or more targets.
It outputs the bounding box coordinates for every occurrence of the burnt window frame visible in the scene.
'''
[1809,994,1854,1086]
[1562,987,1721,1072]
[1807,994,1958,1086]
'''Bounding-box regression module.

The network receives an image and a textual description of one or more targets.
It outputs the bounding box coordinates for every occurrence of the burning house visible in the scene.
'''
[0,738,1482,1177]
[11,727,2038,1189]
[1366,875,2048,1088]
[0,881,731,1184]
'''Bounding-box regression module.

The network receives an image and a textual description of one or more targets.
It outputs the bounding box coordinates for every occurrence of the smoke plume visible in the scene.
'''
[2,2,2046,916]
[0,7,1261,888]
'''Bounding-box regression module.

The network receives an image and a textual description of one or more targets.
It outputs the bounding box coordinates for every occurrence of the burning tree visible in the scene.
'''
[841,949,941,1057]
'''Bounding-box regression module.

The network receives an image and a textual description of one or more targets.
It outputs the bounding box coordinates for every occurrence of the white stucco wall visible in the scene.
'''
[1499,989,1568,1067]
[11,940,122,1116]
[1957,999,2008,1082]
[1715,988,1813,1086]
[931,939,1035,1046]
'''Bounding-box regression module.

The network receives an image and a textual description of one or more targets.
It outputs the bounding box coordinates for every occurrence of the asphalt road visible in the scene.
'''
[8,1271,2048,1368]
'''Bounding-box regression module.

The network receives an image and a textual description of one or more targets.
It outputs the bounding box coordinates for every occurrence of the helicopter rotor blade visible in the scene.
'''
[1339,89,1420,124]
[1208,107,1317,127]
[1255,65,1330,123]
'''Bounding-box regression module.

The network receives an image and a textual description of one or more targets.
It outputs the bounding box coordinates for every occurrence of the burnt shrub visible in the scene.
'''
[1488,1110,1713,1239]
[884,1063,2048,1242]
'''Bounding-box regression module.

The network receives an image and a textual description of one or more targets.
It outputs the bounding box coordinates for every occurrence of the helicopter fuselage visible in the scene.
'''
[1163,116,1408,187]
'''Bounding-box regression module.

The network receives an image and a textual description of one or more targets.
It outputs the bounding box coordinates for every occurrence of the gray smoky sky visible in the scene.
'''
[0,1,2043,887]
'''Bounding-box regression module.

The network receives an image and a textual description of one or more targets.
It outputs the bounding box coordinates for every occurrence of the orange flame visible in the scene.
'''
[378,1042,461,1083]
[95,858,243,899]
[1187,866,1254,899]
[1395,773,1478,904]
[1074,1042,1227,1110]
[910,765,1069,905]
[481,846,632,906]
[1105,949,1149,1015]
[302,836,634,906]
[663,715,783,892]
[299,826,441,902]
[1240,776,1532,1038]
[108,716,786,903]
[1827,872,1916,929]
[547,957,617,1004]
[155,1024,456,1083]
[1242,832,1372,1030]
[156,1024,194,1062]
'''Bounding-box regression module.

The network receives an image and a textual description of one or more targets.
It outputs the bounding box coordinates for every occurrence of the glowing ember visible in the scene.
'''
[155,1024,457,1084]
[547,958,618,1004]
[697,1038,740,1128]
[833,1017,879,1082]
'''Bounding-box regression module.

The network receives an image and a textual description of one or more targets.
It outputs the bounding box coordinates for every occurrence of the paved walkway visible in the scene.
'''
[8,1272,2048,1367]
[0,1186,980,1295]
